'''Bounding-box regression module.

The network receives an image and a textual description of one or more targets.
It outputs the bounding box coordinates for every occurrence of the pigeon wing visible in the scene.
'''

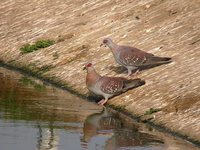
[118,46,154,66]
[100,77,124,94]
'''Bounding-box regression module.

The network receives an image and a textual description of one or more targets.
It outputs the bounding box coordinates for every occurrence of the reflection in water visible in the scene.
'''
[82,108,164,150]
[0,67,100,150]
[37,123,58,150]
[19,76,46,92]
[0,67,199,150]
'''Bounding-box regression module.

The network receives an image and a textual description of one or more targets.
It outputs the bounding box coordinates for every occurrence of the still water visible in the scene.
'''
[0,67,198,150]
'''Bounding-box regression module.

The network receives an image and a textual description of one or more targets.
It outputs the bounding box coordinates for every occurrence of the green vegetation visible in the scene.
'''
[20,39,55,54]
[0,90,53,121]
[0,90,30,120]
[19,76,46,91]
[144,108,161,115]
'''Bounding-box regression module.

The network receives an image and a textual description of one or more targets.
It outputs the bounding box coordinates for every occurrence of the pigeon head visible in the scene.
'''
[83,63,93,71]
[102,38,113,45]
[101,38,117,50]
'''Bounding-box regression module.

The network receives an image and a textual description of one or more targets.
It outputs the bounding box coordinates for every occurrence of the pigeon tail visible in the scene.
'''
[150,56,171,62]
[122,78,145,92]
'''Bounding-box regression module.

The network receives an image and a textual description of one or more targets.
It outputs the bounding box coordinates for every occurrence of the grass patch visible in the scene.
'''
[19,76,46,92]
[144,108,161,115]
[20,39,55,54]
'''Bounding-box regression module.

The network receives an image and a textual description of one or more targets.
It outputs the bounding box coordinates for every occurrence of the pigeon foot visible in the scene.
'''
[97,99,108,105]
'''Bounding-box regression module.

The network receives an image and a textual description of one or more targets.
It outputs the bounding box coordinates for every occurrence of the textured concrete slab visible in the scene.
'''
[0,0,200,142]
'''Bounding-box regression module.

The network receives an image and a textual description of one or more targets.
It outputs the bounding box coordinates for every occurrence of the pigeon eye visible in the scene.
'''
[103,39,108,44]
[86,63,92,67]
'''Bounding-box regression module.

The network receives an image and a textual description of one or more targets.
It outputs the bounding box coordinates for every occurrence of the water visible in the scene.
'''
[0,67,198,150]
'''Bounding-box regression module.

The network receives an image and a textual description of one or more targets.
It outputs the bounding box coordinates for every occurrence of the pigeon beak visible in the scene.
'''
[100,43,106,47]
[83,66,86,70]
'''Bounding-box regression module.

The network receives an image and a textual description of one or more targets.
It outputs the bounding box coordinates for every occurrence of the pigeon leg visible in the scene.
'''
[127,67,139,76]
[100,99,108,105]
[132,69,140,75]
[127,69,133,76]
[97,98,108,105]
[97,99,105,105]
[127,66,138,76]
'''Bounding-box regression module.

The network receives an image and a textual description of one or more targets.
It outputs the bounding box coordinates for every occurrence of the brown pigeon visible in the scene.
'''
[83,63,145,105]
[102,38,171,75]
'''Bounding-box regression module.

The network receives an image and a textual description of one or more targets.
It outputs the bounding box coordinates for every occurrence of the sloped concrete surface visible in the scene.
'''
[0,0,200,142]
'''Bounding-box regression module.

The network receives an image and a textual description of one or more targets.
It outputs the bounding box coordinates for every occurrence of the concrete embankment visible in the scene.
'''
[0,0,200,145]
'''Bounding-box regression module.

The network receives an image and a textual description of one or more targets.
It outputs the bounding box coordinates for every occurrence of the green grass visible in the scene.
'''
[20,39,55,54]
[19,76,46,92]
[144,108,161,115]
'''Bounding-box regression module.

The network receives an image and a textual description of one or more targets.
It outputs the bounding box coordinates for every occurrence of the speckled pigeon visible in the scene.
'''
[83,63,145,105]
[102,38,171,75]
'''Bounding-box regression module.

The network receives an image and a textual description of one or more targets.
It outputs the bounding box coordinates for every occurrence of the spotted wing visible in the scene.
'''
[100,77,124,94]
[119,46,154,66]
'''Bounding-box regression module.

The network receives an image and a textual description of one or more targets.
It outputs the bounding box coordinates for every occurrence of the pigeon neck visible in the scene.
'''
[107,42,118,51]
[86,68,101,86]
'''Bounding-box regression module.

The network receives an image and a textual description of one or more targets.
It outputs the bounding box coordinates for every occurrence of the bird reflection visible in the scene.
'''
[81,107,164,150]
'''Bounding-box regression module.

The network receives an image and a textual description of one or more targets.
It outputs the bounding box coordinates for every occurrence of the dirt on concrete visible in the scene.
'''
[0,0,200,143]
